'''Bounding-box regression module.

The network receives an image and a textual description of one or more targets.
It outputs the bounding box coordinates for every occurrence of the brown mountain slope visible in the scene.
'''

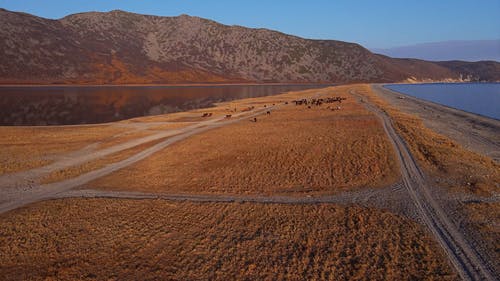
[436,60,500,81]
[0,8,498,84]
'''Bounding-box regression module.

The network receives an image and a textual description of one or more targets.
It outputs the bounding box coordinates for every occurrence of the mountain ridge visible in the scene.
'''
[371,40,500,62]
[0,8,498,84]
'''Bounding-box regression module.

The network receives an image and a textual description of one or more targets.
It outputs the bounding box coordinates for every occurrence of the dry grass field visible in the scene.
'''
[4,84,496,279]
[0,87,320,178]
[389,110,500,273]
[359,85,499,196]
[92,129,158,149]
[462,201,500,260]
[0,199,456,281]
[359,84,500,272]
[147,122,197,131]
[88,86,399,195]
[0,125,127,175]
[39,137,170,184]
[0,124,171,176]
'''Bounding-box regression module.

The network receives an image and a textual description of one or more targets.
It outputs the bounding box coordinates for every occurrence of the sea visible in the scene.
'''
[384,83,500,120]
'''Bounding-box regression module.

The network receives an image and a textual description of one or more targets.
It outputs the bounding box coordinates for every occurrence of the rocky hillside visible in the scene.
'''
[0,8,498,84]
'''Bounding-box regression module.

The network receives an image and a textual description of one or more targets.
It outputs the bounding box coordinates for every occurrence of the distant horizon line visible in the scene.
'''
[371,38,500,50]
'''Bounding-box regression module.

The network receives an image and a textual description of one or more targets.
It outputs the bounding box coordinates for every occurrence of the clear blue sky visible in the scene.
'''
[1,0,499,48]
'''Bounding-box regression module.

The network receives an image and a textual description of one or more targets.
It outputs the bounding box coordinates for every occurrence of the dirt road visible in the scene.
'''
[0,107,274,213]
[351,90,496,281]
[0,111,258,189]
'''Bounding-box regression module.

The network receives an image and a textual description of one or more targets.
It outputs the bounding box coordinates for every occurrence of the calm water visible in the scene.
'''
[0,84,326,125]
[385,83,500,120]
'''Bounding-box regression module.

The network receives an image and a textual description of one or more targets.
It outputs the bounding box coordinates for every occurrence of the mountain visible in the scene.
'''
[371,40,500,62]
[0,8,498,84]
[436,60,500,82]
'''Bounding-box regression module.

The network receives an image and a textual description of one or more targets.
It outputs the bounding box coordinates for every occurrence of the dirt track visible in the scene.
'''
[0,86,497,280]
[351,90,496,281]
[0,112,250,189]
[0,107,274,213]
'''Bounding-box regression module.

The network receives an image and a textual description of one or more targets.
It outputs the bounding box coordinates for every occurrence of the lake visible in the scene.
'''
[0,84,327,126]
[384,83,500,120]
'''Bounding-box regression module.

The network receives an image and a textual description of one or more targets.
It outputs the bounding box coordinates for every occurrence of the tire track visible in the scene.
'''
[350,90,495,281]
[0,107,275,214]
[0,110,266,189]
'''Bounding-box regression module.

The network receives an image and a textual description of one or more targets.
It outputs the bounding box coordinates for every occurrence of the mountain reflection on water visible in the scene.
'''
[0,84,326,125]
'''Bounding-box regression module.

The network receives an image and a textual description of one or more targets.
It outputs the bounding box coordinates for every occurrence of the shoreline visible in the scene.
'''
[372,84,500,162]
[389,81,500,86]
[382,83,500,121]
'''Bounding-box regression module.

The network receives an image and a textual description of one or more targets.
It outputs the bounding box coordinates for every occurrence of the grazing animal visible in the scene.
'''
[253,117,257,122]
[225,114,232,118]
[266,111,271,115]
[293,99,307,106]
[241,106,254,112]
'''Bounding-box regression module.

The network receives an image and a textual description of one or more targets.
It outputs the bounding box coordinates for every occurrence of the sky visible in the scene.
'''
[0,0,499,48]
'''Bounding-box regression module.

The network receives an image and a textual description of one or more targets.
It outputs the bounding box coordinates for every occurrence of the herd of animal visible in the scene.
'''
[293,96,347,111]
[293,96,346,106]
[200,95,348,120]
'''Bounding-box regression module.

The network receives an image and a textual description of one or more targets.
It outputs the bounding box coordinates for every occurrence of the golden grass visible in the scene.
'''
[359,84,500,273]
[94,129,157,150]
[40,137,169,184]
[122,111,216,123]
[120,106,230,124]
[462,201,500,262]
[89,86,399,195]
[0,86,329,178]
[0,199,456,281]
[0,125,127,175]
[360,85,499,196]
[148,122,197,131]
